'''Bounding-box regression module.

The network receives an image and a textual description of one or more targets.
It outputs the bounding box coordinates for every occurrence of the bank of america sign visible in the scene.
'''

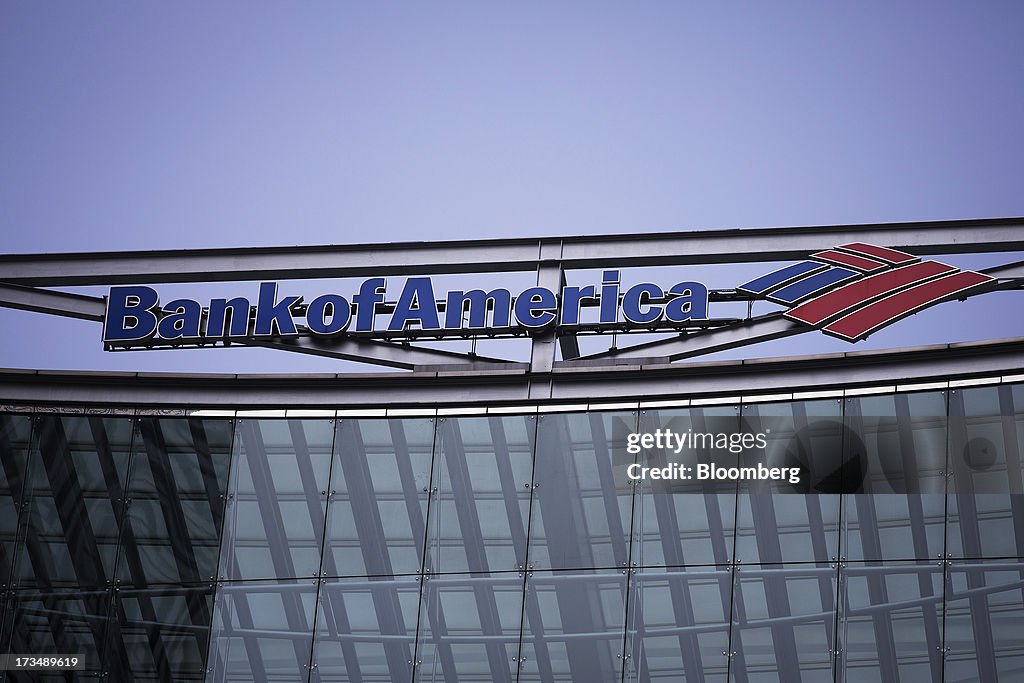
[102,243,995,346]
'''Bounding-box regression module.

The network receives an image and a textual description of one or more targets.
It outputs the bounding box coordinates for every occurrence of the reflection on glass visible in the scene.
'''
[624,566,731,682]
[118,418,233,586]
[206,579,318,682]
[0,414,32,589]
[1,587,111,675]
[528,412,636,571]
[635,407,739,568]
[518,570,627,682]
[323,418,434,578]
[844,392,947,561]
[0,383,1022,680]
[429,416,535,574]
[219,419,334,581]
[839,561,942,682]
[310,575,419,683]
[736,401,842,564]
[106,585,215,680]
[948,385,1024,559]
[415,572,524,683]
[730,563,836,683]
[15,416,134,589]
[943,561,1024,681]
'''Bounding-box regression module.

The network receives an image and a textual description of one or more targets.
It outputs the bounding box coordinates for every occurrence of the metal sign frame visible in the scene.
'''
[0,217,1021,375]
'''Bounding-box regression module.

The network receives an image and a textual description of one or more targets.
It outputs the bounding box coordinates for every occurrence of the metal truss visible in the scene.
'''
[1,217,1021,284]
[2,336,1023,408]
[0,217,1021,372]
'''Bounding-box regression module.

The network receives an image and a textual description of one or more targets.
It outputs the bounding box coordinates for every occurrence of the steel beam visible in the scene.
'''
[576,314,806,362]
[984,258,1024,279]
[530,262,562,375]
[0,218,1021,285]
[553,268,581,361]
[241,337,513,371]
[0,283,105,321]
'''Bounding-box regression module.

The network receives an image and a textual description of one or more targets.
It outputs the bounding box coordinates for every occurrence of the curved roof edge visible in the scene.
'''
[3,336,1022,410]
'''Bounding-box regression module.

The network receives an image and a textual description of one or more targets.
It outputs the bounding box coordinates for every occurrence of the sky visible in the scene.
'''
[1,2,1022,373]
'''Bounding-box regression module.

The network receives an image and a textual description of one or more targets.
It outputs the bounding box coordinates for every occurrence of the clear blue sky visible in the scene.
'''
[1,3,1022,372]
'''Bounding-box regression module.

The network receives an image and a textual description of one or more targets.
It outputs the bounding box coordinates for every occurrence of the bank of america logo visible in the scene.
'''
[738,243,994,341]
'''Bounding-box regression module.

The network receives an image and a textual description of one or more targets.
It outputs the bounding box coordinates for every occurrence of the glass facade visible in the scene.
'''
[0,382,1023,681]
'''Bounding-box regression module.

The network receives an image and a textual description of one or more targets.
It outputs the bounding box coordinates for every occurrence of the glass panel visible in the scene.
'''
[624,566,731,683]
[729,563,837,683]
[0,414,32,589]
[947,384,1024,559]
[310,575,419,683]
[528,411,636,572]
[105,584,215,681]
[117,418,233,586]
[323,418,434,578]
[843,392,947,561]
[943,560,1024,681]
[635,406,739,568]
[428,415,535,574]
[206,579,318,682]
[518,570,627,682]
[0,586,111,675]
[735,400,842,564]
[837,561,943,682]
[415,572,524,683]
[14,416,134,589]
[219,419,334,581]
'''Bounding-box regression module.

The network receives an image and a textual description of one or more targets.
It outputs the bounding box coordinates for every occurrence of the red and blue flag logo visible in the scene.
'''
[738,243,995,341]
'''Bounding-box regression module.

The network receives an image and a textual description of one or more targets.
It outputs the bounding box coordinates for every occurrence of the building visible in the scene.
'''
[0,218,1022,681]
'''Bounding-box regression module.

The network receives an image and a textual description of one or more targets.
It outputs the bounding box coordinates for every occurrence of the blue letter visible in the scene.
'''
[353,278,386,332]
[389,278,440,331]
[621,283,664,324]
[254,282,301,336]
[206,297,251,337]
[665,282,709,321]
[158,299,203,339]
[514,287,557,328]
[104,286,159,342]
[444,289,513,329]
[560,285,597,325]
[307,294,352,335]
[599,271,620,323]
